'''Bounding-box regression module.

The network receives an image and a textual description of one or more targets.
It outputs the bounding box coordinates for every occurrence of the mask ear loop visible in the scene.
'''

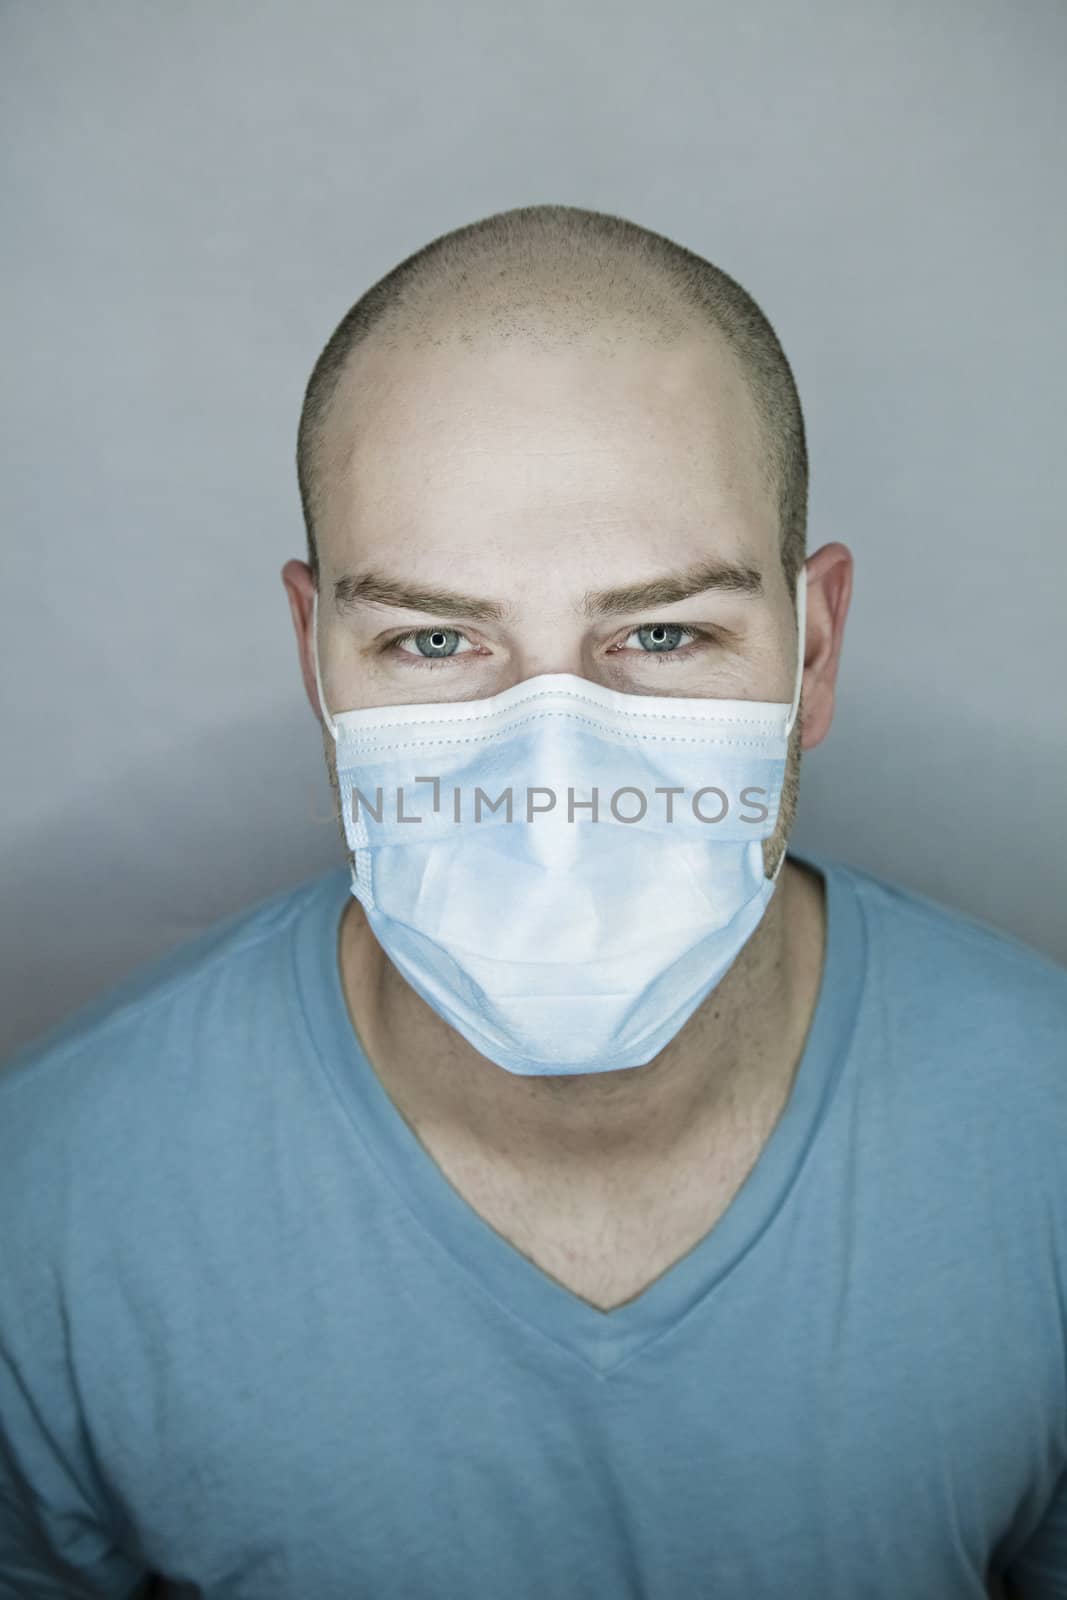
[312,590,372,896]
[770,565,807,884]
[784,565,807,740]
[311,590,339,742]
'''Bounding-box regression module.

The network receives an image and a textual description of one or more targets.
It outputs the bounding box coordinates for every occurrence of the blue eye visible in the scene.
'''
[635,623,688,653]
[397,628,466,658]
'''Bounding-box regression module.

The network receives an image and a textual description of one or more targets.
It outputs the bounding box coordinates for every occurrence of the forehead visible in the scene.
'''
[316,327,777,572]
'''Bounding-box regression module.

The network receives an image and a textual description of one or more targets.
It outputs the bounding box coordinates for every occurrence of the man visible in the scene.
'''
[1,203,1064,1599]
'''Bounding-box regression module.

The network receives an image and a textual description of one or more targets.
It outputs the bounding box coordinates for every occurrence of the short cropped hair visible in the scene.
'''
[296,203,808,594]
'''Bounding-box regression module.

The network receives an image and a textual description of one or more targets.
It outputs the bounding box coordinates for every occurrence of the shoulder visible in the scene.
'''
[0,868,349,1188]
[814,852,1067,1119]
[837,856,1067,1015]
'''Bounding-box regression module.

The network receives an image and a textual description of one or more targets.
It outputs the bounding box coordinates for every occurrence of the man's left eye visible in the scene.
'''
[627,624,694,654]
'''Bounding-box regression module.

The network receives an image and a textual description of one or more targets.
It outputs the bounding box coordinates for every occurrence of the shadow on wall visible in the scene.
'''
[791,672,1067,968]
[0,702,345,1061]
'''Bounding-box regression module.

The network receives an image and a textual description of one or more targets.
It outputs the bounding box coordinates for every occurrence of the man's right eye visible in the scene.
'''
[386,627,477,661]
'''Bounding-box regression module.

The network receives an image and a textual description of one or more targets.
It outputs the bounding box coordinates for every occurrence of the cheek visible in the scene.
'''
[734,628,795,705]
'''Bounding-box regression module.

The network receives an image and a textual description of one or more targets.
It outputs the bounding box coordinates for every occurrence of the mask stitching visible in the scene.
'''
[338,730,786,757]
[331,686,787,733]
[335,712,786,754]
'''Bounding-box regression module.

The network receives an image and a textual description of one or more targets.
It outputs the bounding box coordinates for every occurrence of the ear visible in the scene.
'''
[794,543,853,751]
[281,559,326,723]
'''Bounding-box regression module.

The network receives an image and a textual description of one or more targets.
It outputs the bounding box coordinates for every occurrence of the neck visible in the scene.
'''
[336,855,827,1181]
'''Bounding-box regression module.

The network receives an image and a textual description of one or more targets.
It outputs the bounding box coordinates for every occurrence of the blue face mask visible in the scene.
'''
[314,569,806,1077]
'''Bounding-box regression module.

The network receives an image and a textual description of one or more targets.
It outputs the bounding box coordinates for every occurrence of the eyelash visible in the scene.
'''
[381,625,718,668]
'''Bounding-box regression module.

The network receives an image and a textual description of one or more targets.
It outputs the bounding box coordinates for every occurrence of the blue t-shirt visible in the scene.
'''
[1,853,1065,1599]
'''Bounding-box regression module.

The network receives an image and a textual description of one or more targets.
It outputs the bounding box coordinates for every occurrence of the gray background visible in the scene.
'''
[2,0,1064,1060]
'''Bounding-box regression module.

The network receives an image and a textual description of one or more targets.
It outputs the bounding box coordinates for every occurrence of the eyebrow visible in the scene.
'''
[334,571,512,622]
[581,558,764,617]
[332,556,763,625]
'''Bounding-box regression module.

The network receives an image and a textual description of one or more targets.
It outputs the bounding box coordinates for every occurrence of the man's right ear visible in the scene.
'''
[281,559,322,721]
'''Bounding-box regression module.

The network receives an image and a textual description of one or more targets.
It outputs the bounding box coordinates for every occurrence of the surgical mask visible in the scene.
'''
[313,568,806,1077]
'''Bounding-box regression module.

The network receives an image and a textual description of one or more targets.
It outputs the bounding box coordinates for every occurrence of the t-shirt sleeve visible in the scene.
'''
[1003,1467,1067,1599]
[0,1350,150,1599]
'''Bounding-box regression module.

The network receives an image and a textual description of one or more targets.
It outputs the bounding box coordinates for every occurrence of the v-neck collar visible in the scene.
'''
[295,851,866,1375]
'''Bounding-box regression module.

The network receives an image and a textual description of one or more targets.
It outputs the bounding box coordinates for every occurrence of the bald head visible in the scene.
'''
[296,203,808,594]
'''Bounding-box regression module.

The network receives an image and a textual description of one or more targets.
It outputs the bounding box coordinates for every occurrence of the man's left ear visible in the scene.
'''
[793,543,853,752]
